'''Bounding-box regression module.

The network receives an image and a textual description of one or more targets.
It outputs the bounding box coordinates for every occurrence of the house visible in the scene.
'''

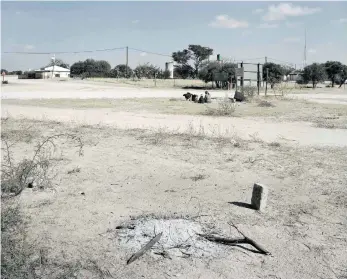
[34,66,70,79]
[287,70,302,82]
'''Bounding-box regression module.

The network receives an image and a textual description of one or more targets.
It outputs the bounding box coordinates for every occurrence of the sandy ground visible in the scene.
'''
[2,77,347,105]
[1,78,347,279]
[1,118,347,279]
[2,104,347,147]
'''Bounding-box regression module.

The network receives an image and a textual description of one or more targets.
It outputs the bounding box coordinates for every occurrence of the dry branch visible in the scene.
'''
[198,222,270,255]
[126,232,163,265]
[198,234,270,255]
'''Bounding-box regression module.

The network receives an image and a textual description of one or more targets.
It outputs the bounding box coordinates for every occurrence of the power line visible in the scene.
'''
[267,57,293,65]
[2,46,126,55]
[128,47,171,57]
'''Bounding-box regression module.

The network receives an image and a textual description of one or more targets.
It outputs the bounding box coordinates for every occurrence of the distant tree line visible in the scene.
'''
[4,45,347,89]
[263,61,347,88]
[69,59,170,79]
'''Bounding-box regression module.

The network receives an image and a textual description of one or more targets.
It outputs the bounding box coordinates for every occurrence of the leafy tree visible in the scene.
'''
[46,58,70,69]
[337,64,347,88]
[188,44,213,76]
[70,59,111,77]
[263,63,284,88]
[301,63,326,88]
[112,64,133,78]
[172,49,191,65]
[174,64,195,79]
[325,61,343,87]
[134,63,161,79]
[172,45,214,79]
[198,61,236,89]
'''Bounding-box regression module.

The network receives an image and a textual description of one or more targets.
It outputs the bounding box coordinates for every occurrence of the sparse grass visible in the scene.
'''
[4,97,347,125]
[86,77,208,89]
[313,119,347,129]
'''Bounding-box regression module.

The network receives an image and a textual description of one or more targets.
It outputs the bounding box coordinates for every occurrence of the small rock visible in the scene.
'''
[81,192,85,195]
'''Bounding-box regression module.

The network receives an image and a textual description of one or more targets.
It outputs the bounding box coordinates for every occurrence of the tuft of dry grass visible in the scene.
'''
[257,100,275,107]
[67,166,81,174]
[190,174,207,181]
[204,98,236,116]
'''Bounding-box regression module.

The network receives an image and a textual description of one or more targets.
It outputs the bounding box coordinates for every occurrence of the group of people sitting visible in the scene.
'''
[183,91,212,104]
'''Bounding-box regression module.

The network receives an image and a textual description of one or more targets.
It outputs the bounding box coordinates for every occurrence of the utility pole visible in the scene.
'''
[51,54,55,79]
[303,29,307,69]
[265,56,268,64]
[126,46,129,78]
[265,68,269,96]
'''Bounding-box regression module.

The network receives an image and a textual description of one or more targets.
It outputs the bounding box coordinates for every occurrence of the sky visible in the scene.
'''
[1,1,347,71]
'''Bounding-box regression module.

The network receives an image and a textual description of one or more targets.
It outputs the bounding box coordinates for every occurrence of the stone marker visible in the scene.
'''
[251,183,268,211]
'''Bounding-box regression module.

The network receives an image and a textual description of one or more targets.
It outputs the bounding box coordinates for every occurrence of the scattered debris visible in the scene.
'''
[127,232,163,265]
[116,225,135,230]
[67,167,81,174]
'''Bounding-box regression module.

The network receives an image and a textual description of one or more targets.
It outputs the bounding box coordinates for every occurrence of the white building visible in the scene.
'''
[35,65,70,79]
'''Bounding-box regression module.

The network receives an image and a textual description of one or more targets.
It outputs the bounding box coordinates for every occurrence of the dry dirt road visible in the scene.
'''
[2,104,347,147]
[2,77,347,105]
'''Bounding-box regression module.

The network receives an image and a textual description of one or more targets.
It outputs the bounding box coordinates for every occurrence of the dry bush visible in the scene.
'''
[1,134,84,197]
[205,98,236,116]
[257,100,275,107]
[272,82,294,96]
[242,85,257,99]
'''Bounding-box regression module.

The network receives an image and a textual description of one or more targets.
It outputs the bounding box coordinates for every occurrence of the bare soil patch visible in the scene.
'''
[1,117,347,279]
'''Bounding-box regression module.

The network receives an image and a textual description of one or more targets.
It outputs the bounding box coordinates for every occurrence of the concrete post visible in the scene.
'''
[251,183,268,211]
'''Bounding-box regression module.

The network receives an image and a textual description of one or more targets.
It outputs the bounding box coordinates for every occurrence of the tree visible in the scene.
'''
[1,69,8,74]
[263,63,284,88]
[301,63,326,88]
[188,45,213,76]
[174,64,195,79]
[46,58,70,69]
[172,49,191,65]
[172,45,214,79]
[198,61,236,89]
[134,63,161,79]
[325,61,343,87]
[337,64,347,88]
[70,59,111,77]
[112,64,133,78]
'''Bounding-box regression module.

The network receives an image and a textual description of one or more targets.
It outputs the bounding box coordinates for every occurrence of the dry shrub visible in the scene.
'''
[205,98,236,116]
[272,83,294,96]
[1,134,84,197]
[257,100,275,107]
[242,85,257,98]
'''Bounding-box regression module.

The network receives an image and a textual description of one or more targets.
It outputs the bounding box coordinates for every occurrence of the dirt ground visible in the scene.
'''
[1,79,347,279]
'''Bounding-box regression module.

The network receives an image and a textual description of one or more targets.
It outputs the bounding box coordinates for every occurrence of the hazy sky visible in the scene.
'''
[1,1,347,71]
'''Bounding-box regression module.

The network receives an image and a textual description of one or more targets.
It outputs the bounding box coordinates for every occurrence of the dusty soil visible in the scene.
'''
[1,117,347,279]
[1,79,347,279]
